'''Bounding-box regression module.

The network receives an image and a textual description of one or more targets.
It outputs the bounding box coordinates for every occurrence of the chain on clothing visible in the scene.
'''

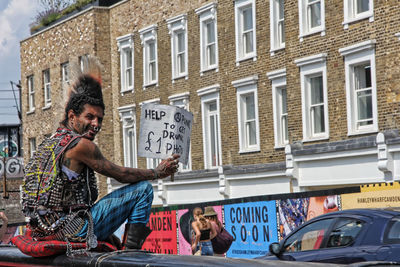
[22,128,99,255]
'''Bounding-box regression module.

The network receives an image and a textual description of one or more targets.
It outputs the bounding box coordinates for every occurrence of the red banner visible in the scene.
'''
[142,210,177,254]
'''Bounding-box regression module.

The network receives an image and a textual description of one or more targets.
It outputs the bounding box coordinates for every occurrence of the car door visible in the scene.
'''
[278,218,336,262]
[314,217,366,264]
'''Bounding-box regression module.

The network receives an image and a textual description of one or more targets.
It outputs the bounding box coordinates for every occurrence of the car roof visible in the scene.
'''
[310,208,400,221]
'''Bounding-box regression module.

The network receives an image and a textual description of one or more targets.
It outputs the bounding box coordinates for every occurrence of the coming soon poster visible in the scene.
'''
[224,201,278,259]
[142,210,177,254]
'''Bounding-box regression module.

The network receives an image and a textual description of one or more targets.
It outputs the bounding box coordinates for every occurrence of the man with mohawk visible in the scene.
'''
[21,56,179,255]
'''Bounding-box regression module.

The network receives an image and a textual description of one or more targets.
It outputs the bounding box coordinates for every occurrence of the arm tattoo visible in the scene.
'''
[93,146,103,160]
[90,144,155,183]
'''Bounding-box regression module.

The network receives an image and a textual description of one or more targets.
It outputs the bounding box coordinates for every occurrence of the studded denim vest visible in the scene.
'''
[22,128,98,242]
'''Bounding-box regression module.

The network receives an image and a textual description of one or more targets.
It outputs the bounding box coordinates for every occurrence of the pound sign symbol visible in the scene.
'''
[145,131,154,152]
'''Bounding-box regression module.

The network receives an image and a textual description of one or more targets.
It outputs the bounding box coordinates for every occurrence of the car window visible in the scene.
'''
[326,218,363,248]
[283,219,334,252]
[384,216,400,244]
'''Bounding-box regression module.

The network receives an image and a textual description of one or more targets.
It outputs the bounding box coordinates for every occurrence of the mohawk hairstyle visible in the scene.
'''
[61,55,105,126]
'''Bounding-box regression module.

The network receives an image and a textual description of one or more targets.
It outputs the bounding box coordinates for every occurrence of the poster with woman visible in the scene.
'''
[177,206,222,255]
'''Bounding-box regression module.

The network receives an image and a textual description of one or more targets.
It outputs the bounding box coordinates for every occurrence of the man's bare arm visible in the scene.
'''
[69,138,178,183]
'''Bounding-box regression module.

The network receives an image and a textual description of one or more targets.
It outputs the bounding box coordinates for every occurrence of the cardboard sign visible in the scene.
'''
[138,104,193,165]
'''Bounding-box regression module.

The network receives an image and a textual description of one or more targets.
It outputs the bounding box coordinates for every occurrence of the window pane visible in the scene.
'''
[126,69,132,87]
[357,90,372,122]
[206,21,215,44]
[281,88,287,114]
[177,32,185,53]
[279,0,284,19]
[243,8,253,31]
[356,0,369,14]
[312,105,325,133]
[327,219,363,248]
[245,94,255,120]
[283,219,334,252]
[149,42,155,61]
[178,54,185,73]
[150,62,156,81]
[210,115,217,166]
[46,86,51,100]
[208,44,216,66]
[310,76,323,105]
[126,49,132,67]
[309,2,321,28]
[128,130,134,167]
[247,120,257,145]
[278,21,285,44]
[282,115,289,142]
[384,217,400,244]
[44,71,50,83]
[209,102,217,112]
[355,64,371,89]
[245,32,254,53]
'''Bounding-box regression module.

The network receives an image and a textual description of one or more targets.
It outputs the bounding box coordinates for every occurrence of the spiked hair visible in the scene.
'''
[61,55,104,126]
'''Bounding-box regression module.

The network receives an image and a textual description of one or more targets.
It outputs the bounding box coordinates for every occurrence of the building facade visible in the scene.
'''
[20,0,400,206]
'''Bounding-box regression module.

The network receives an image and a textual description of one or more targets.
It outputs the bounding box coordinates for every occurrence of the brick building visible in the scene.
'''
[20,0,400,207]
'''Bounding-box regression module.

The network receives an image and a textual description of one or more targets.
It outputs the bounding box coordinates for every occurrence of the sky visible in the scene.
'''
[0,0,38,125]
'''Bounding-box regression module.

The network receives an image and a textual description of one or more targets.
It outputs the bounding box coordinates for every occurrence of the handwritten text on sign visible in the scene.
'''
[138,104,193,165]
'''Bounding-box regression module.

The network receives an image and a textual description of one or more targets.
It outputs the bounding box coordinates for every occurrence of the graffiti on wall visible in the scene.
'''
[0,157,24,178]
[0,127,19,158]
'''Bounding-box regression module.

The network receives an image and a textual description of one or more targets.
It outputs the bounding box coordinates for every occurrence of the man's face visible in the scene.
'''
[71,104,104,140]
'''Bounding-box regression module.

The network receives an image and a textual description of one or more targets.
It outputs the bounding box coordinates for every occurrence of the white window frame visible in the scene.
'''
[139,25,158,88]
[269,0,285,55]
[298,0,325,41]
[196,2,219,75]
[27,75,35,113]
[339,40,378,136]
[139,98,162,168]
[29,138,36,158]
[43,69,51,108]
[343,0,374,29]
[197,84,222,169]
[267,68,289,148]
[61,62,69,84]
[167,14,188,81]
[80,54,89,72]
[61,62,69,100]
[118,104,137,168]
[117,34,134,93]
[234,0,257,65]
[232,75,260,153]
[295,53,329,141]
[169,92,192,171]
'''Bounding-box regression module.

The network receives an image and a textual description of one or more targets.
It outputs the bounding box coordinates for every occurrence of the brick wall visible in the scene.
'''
[19,0,400,201]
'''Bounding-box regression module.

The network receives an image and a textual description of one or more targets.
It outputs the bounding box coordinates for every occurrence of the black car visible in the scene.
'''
[258,209,400,264]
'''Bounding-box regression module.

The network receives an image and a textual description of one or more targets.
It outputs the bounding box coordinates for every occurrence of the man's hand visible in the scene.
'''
[154,154,180,179]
